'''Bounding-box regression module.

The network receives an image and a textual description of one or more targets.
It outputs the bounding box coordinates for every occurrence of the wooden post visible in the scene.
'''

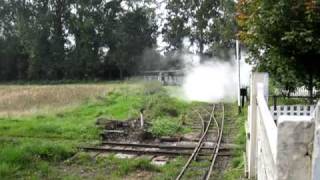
[247,72,268,178]
[140,108,144,129]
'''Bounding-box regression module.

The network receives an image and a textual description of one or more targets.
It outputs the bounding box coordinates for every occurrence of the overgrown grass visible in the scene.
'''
[108,156,160,177]
[0,83,134,117]
[149,117,189,137]
[0,82,197,179]
[60,152,160,179]
[0,138,76,179]
[221,104,246,180]
[155,157,187,180]
[2,82,245,179]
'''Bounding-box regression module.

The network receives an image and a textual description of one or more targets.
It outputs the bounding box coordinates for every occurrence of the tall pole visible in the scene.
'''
[236,40,241,113]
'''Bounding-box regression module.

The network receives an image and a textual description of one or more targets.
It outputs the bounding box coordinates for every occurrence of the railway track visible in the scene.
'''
[80,103,227,179]
[175,103,225,180]
[81,145,231,156]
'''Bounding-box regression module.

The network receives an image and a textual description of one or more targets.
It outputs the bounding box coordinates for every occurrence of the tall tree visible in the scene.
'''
[163,0,236,56]
[108,7,157,79]
[0,0,158,81]
[50,0,69,79]
[67,1,104,79]
[162,0,190,51]
[237,0,320,96]
[0,0,30,81]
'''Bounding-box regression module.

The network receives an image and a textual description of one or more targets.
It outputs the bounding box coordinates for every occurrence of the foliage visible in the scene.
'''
[163,0,236,56]
[149,117,184,137]
[237,0,320,94]
[108,7,158,79]
[144,92,191,125]
[0,0,157,81]
[103,91,145,120]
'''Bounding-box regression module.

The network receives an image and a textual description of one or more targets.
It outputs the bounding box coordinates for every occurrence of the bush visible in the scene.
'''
[145,93,189,118]
[149,117,184,137]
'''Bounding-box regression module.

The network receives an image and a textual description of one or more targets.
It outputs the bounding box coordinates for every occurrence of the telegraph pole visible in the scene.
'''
[236,40,241,113]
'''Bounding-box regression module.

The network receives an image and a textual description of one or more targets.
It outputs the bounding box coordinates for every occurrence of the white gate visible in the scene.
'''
[246,72,320,180]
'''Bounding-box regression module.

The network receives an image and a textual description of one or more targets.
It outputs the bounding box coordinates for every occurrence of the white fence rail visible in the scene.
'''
[246,72,320,180]
[270,105,315,121]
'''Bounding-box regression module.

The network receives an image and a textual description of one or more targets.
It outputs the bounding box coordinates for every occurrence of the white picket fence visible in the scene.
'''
[270,105,316,121]
[246,73,320,180]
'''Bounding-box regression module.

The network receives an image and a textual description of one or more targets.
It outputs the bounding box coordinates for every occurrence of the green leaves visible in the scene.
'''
[237,0,320,93]
[0,0,157,81]
[163,0,236,55]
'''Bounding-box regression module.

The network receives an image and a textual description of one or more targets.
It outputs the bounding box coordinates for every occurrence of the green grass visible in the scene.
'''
[0,82,246,179]
[0,138,76,179]
[0,88,148,140]
[109,156,159,176]
[153,103,247,180]
[0,83,197,179]
[149,117,190,137]
[155,157,187,180]
[221,104,246,180]
[60,152,160,179]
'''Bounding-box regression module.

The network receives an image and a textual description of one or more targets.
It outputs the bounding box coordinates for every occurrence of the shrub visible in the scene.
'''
[145,93,189,118]
[149,117,183,137]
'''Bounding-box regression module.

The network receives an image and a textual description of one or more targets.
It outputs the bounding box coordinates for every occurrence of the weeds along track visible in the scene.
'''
[176,103,225,180]
[80,103,230,174]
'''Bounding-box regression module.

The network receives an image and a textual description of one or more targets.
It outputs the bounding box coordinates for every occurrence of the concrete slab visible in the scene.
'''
[115,153,136,159]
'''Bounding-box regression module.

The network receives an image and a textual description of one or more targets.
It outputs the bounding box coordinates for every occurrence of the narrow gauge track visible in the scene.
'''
[175,104,225,180]
[81,146,231,156]
[99,141,234,150]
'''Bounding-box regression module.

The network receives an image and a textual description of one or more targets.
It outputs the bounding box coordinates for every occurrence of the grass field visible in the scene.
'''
[0,82,245,179]
[0,83,136,117]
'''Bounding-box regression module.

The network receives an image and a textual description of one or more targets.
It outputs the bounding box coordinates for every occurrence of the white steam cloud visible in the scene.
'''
[181,54,251,103]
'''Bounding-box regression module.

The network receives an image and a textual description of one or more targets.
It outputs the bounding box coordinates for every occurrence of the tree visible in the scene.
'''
[0,0,30,81]
[163,0,236,56]
[108,7,157,79]
[0,0,158,81]
[162,0,190,51]
[237,0,320,96]
[50,0,70,79]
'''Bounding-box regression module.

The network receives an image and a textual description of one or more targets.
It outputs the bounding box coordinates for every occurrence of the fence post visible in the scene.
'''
[312,101,320,180]
[277,116,314,180]
[247,72,269,178]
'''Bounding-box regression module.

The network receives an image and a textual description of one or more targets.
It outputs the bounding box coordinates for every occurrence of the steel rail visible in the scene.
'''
[203,104,225,180]
[193,107,215,160]
[80,146,232,156]
[100,141,232,150]
[197,111,205,134]
[175,105,216,180]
